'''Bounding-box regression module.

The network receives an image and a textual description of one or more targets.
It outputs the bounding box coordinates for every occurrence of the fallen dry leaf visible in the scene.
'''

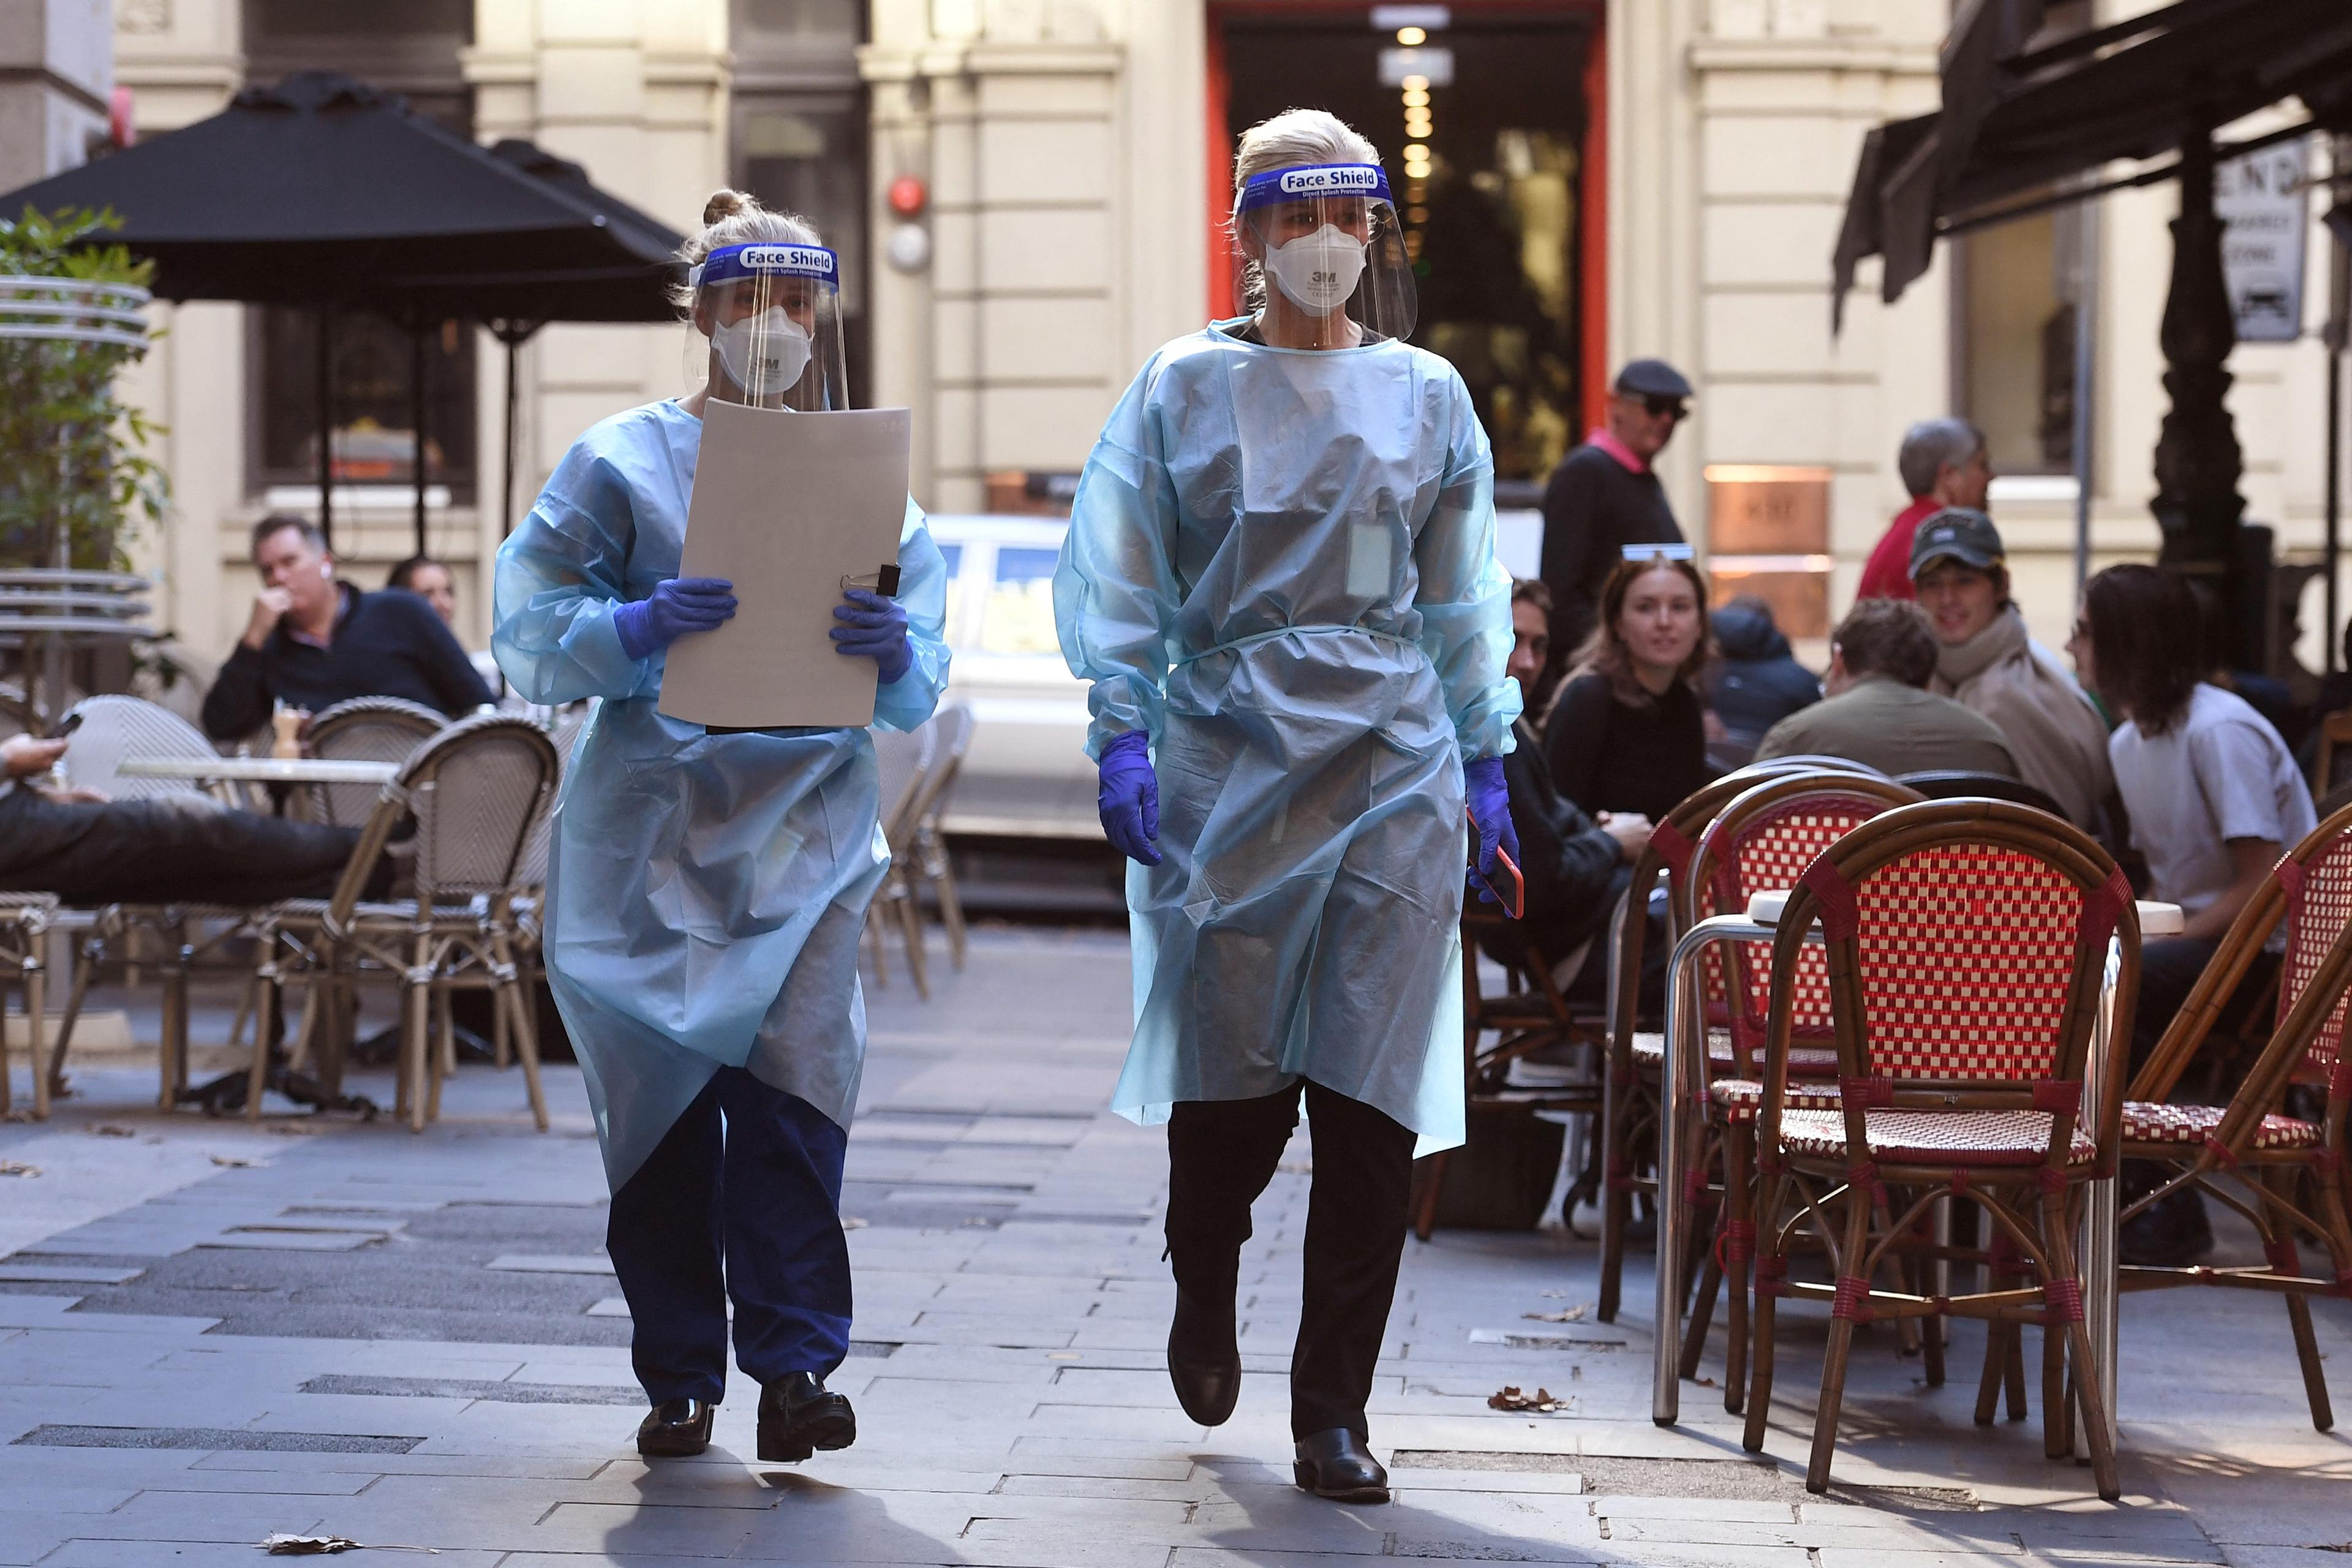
[1523,1304,1589,1324]
[209,1154,254,1168]
[0,1160,39,1178]
[1487,1385,1569,1414]
[260,1532,435,1555]
[265,1121,329,1136]
[262,1535,363,1556]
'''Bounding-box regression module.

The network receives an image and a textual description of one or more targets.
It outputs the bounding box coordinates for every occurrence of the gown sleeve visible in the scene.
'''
[1054,360,1182,760]
[1414,367,1523,762]
[492,435,657,707]
[873,497,953,734]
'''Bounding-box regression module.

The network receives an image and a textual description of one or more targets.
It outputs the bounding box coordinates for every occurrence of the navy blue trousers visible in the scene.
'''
[605,1066,852,1404]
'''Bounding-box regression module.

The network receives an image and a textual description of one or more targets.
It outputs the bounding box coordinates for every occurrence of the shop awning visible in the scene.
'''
[1833,0,2352,326]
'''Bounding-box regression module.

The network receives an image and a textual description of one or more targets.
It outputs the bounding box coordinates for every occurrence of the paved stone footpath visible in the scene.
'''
[2,925,2350,1565]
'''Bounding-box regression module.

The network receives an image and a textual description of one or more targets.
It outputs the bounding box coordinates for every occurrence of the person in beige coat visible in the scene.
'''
[1909,508,2113,829]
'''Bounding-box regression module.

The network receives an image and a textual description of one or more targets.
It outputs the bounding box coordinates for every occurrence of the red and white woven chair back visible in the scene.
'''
[1709,793,1896,1053]
[2277,826,2352,1084]
[1825,840,2118,1084]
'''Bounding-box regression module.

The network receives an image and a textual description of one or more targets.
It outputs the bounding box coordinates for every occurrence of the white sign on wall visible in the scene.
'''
[2215,137,2311,344]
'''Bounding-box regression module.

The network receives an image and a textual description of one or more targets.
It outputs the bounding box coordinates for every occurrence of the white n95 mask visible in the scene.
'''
[1264,225,1367,317]
[712,307,812,398]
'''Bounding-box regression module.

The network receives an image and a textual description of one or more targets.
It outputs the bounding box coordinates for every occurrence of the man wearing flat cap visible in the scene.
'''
[1538,358,1693,650]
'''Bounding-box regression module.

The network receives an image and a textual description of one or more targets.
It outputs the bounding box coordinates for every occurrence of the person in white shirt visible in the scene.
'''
[2078,564,2316,1266]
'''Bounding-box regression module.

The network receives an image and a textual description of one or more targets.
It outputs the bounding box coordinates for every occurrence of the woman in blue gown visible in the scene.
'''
[494,189,950,1463]
[1054,111,1520,1501]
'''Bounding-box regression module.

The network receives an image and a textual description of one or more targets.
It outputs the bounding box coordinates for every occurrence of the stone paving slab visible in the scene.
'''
[0,929,2346,1565]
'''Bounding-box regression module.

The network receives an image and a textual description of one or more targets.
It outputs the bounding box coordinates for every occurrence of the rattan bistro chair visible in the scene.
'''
[43,695,251,1106]
[304,696,443,827]
[0,894,53,1116]
[1676,772,1922,1408]
[1743,800,2133,1501]
[865,723,938,997]
[1596,757,1886,1323]
[1414,902,1608,1240]
[2113,799,2352,1431]
[252,715,559,1131]
[905,703,975,970]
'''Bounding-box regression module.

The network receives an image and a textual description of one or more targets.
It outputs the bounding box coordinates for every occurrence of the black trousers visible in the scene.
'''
[605,1067,852,1405]
[0,788,357,907]
[1166,1079,1418,1440]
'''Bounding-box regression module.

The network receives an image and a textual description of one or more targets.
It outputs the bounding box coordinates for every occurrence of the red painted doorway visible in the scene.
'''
[1206,1,1608,486]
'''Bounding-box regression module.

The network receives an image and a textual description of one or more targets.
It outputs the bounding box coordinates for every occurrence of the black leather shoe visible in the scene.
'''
[635,1397,714,1458]
[1292,1428,1389,1503]
[758,1372,857,1463]
[1167,1287,1242,1427]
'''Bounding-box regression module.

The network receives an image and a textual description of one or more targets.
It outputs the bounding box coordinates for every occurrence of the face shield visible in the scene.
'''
[691,240,848,411]
[1233,162,1416,346]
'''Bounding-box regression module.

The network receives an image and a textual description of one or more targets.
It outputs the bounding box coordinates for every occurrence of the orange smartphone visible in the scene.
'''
[1466,809,1525,919]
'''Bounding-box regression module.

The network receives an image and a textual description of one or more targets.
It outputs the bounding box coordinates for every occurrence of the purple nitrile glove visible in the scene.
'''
[1096,730,1161,867]
[829,587,912,684]
[614,576,736,661]
[1463,754,1519,904]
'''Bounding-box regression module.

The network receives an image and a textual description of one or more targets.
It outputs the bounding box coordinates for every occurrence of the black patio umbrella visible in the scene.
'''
[0,72,678,550]
[365,138,687,549]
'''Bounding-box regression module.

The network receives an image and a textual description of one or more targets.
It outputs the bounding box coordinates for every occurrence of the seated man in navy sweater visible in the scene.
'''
[202,516,494,742]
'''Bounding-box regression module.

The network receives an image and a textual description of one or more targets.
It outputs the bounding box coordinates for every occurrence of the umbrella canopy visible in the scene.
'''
[371,139,685,327]
[0,72,647,306]
[1834,0,2352,322]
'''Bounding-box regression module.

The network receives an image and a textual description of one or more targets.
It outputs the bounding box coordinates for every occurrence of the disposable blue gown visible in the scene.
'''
[1054,324,1520,1155]
[493,399,950,1189]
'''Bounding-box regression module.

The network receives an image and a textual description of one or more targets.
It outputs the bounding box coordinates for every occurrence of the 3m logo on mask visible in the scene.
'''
[739,245,837,282]
[1278,166,1382,197]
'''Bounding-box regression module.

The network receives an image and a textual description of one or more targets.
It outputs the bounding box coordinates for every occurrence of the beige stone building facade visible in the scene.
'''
[101,0,2346,670]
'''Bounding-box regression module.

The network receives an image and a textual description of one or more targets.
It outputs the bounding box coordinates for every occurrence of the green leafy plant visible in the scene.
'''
[0,206,167,571]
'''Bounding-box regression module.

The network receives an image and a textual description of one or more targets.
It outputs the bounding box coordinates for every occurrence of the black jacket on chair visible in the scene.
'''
[1496,715,1625,970]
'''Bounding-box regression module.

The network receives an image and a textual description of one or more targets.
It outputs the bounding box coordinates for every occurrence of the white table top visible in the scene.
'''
[115,756,399,785]
[1743,888,2184,937]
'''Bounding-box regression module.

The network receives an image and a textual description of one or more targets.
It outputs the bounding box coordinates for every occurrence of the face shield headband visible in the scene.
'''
[691,241,845,409]
[1232,162,1415,343]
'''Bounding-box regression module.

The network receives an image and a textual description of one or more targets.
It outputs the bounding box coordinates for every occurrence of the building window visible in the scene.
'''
[1951,0,2094,480]
[241,0,477,505]
[731,0,870,407]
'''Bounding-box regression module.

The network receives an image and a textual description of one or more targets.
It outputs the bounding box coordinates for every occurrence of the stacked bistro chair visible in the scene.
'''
[2112,800,2352,1431]
[1594,756,1887,1324]
[0,894,54,1116]
[904,702,974,971]
[252,714,558,1131]
[1417,885,1610,1240]
[1743,799,2133,1501]
[1674,772,1924,1409]
[43,695,250,1109]
[865,722,938,997]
